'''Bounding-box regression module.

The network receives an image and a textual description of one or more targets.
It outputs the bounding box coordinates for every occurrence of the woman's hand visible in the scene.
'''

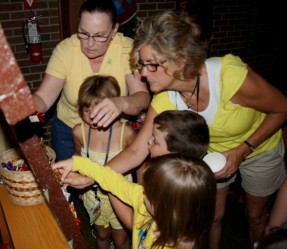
[214,145,246,179]
[63,172,94,189]
[90,97,122,127]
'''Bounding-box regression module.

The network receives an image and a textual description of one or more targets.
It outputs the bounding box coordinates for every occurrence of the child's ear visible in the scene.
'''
[153,225,161,237]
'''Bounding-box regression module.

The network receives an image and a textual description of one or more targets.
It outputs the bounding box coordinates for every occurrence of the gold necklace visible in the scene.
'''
[178,75,200,109]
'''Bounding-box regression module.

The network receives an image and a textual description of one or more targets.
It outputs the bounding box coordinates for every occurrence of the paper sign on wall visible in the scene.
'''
[24,0,37,9]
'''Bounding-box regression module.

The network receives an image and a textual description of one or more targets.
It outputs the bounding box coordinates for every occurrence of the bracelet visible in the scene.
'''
[243,140,255,153]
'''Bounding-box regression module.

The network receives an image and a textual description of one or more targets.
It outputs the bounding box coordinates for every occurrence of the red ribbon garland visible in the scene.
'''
[36,112,45,123]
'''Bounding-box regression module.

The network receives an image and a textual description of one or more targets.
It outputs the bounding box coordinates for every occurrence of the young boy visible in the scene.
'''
[136,110,210,183]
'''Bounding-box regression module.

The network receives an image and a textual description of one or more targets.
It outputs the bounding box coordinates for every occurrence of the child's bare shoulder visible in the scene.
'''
[72,123,82,136]
[123,123,137,144]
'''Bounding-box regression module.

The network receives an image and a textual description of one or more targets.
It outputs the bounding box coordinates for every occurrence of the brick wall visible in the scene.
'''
[1,0,286,146]
[0,0,61,145]
[0,0,60,90]
[0,0,177,146]
[136,0,176,19]
[209,0,286,95]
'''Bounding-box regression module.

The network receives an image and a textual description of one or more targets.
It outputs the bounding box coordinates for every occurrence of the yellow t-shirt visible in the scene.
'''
[46,33,132,128]
[73,156,172,249]
[151,54,282,158]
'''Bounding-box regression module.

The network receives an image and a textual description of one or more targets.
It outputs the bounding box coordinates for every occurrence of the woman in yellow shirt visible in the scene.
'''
[32,0,150,161]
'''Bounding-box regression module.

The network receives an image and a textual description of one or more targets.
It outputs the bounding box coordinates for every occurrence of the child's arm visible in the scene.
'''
[108,124,137,230]
[107,106,156,173]
[72,124,82,155]
[52,156,141,206]
[108,193,133,230]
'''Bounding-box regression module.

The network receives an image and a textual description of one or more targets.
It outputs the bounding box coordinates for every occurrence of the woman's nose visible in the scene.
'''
[87,37,95,46]
[140,67,150,77]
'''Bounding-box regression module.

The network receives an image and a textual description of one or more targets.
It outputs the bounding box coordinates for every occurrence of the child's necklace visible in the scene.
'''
[138,220,154,249]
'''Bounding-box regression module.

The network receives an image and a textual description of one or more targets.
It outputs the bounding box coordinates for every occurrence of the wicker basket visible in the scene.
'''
[0,146,56,206]
[45,145,56,164]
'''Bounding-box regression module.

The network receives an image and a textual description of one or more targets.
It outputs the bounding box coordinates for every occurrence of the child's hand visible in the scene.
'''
[52,158,74,181]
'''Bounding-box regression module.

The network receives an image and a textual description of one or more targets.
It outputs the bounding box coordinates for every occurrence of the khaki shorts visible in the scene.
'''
[217,138,286,196]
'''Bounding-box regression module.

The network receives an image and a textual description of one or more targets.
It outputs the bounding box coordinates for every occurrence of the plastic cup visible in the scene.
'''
[203,152,226,173]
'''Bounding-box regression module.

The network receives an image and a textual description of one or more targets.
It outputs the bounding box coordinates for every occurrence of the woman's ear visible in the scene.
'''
[112,23,119,38]
[178,57,187,70]
[176,57,188,79]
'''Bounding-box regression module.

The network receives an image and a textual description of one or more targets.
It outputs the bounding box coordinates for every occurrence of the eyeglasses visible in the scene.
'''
[77,27,113,42]
[136,60,165,72]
